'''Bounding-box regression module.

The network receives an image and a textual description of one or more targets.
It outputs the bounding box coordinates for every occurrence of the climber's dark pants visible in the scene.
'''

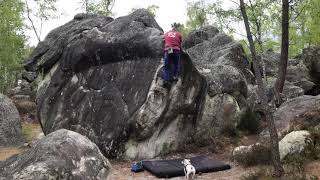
[163,49,181,81]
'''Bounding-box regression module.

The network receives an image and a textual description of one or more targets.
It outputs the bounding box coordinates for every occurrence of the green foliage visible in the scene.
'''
[130,5,159,18]
[289,0,320,57]
[240,166,313,180]
[279,109,320,179]
[186,0,208,30]
[170,22,190,37]
[0,0,26,94]
[240,168,273,180]
[22,122,41,143]
[186,0,319,58]
[238,107,261,134]
[82,0,115,16]
[146,5,159,17]
[288,108,320,161]
[161,142,174,155]
[233,144,271,167]
[25,0,59,41]
[172,0,211,38]
[222,125,239,138]
[206,0,240,35]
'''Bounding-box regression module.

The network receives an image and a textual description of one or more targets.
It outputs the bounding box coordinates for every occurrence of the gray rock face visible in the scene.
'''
[185,26,251,98]
[282,83,305,99]
[260,49,280,77]
[183,26,252,138]
[186,32,250,73]
[0,93,24,146]
[204,65,248,97]
[0,129,112,180]
[300,47,320,82]
[125,53,206,159]
[182,26,220,50]
[273,95,320,136]
[9,79,35,98]
[196,93,240,141]
[22,71,37,83]
[260,48,320,97]
[24,9,206,159]
[297,47,320,95]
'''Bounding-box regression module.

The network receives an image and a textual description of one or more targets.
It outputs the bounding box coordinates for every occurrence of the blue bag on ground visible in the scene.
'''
[131,161,144,172]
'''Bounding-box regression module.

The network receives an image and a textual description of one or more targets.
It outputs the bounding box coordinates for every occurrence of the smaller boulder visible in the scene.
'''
[279,130,311,160]
[182,26,220,49]
[273,95,320,136]
[0,93,24,146]
[232,144,257,157]
[260,49,280,77]
[300,47,320,82]
[196,93,240,141]
[283,83,305,99]
[0,129,112,180]
[22,71,37,82]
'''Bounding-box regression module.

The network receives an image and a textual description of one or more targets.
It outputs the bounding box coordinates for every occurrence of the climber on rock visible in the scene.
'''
[163,23,182,86]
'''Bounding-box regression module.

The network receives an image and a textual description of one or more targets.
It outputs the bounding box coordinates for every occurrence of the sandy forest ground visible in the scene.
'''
[1,121,320,180]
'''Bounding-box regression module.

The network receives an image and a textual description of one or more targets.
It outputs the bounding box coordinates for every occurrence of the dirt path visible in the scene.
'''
[304,160,320,179]
[0,122,42,161]
[0,121,258,179]
[0,147,26,161]
[109,150,256,180]
[110,160,254,180]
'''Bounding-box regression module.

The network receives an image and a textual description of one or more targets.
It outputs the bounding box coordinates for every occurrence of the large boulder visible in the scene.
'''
[279,130,311,160]
[286,61,315,93]
[0,129,112,180]
[299,47,320,83]
[260,49,280,77]
[184,26,253,98]
[273,95,320,136]
[24,9,206,159]
[260,48,320,96]
[183,26,253,139]
[297,47,320,95]
[0,93,24,146]
[125,53,206,159]
[185,28,251,76]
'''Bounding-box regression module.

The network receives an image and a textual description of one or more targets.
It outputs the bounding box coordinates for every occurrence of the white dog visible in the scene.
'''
[181,159,196,179]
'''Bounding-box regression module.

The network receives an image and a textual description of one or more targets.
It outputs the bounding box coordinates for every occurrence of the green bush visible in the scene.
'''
[240,166,313,180]
[238,107,261,134]
[240,168,272,180]
[222,125,240,137]
[160,142,174,155]
[233,144,271,167]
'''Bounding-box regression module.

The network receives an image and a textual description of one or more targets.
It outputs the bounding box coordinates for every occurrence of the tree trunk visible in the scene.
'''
[275,0,289,93]
[239,0,285,177]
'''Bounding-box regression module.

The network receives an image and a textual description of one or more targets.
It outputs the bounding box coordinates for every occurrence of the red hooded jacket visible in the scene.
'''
[164,30,182,51]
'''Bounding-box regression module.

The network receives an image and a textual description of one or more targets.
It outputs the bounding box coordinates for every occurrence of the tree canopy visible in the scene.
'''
[81,0,115,16]
[183,0,320,57]
[0,0,26,93]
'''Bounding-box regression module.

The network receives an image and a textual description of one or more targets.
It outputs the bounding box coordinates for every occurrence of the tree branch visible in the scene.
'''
[290,3,306,22]
[25,0,41,42]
